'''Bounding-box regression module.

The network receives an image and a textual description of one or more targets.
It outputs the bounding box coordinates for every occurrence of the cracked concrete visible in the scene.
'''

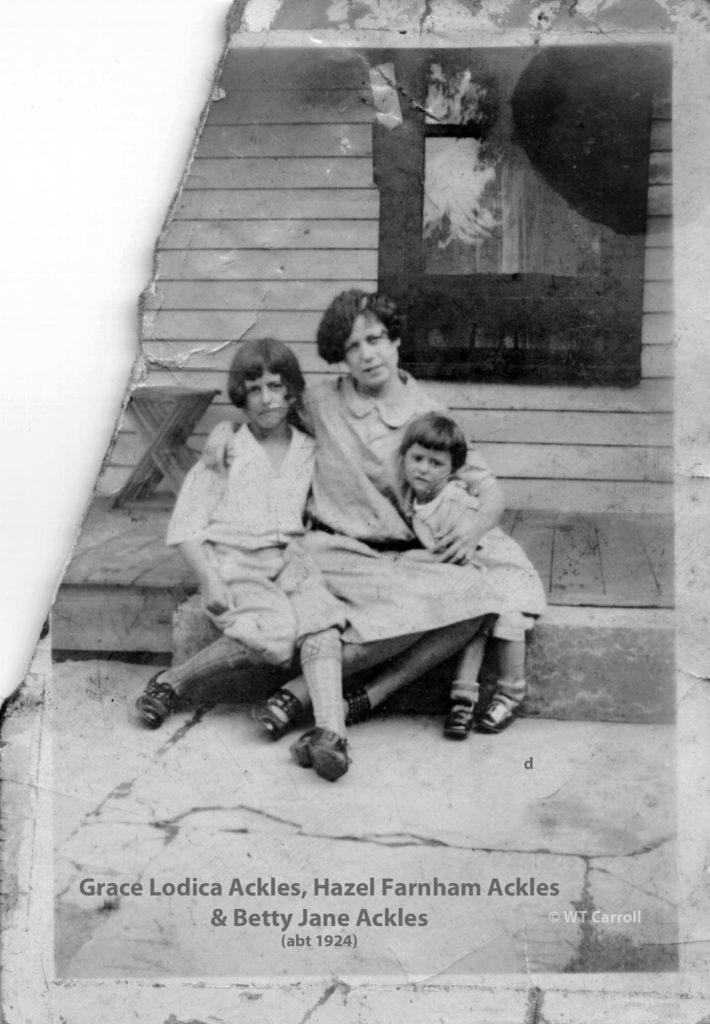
[49,659,677,980]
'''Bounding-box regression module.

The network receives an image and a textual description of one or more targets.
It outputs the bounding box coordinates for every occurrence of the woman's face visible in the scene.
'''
[343,313,400,392]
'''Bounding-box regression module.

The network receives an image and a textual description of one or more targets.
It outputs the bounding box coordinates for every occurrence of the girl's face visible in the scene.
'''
[343,313,400,393]
[403,443,453,502]
[243,371,291,435]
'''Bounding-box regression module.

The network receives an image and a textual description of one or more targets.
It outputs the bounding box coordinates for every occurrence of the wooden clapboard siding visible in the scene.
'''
[128,371,673,414]
[503,480,672,516]
[637,100,673,472]
[643,281,673,313]
[142,313,325,343]
[478,443,672,482]
[119,406,671,449]
[643,250,672,281]
[142,280,379,311]
[155,250,379,280]
[642,313,673,345]
[217,49,374,92]
[428,379,673,413]
[158,220,379,250]
[184,157,374,190]
[198,124,373,158]
[648,151,671,184]
[173,189,380,220]
[108,428,673,476]
[206,88,376,124]
[644,217,672,248]
[647,185,672,216]
[100,47,673,517]
[650,120,671,151]
[100,48,380,499]
[454,410,672,448]
[641,346,672,378]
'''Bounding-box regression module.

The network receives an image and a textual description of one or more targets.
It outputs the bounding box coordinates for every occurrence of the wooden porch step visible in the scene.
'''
[52,497,675,725]
[57,498,674,621]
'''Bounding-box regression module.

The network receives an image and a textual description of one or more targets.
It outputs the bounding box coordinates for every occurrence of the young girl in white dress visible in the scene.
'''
[398,412,546,737]
[135,338,349,781]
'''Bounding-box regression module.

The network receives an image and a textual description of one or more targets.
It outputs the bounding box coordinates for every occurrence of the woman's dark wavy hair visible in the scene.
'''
[316,290,405,364]
[399,413,469,474]
[227,338,306,425]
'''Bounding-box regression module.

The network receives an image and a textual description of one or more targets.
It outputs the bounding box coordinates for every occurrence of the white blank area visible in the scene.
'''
[0,0,229,701]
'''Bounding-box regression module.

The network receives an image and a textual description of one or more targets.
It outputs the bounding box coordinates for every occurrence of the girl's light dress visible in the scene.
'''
[167,424,344,666]
[409,482,546,641]
[300,373,505,645]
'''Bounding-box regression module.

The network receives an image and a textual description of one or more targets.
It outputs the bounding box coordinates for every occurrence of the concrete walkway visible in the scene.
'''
[51,660,676,980]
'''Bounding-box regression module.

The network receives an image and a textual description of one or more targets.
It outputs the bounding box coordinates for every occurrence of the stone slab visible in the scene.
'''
[45,659,678,983]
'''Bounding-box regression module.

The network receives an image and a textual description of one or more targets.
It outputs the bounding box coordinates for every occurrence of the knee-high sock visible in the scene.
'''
[299,628,344,735]
[271,633,420,713]
[450,633,486,706]
[496,640,527,701]
[160,636,261,698]
[366,617,486,710]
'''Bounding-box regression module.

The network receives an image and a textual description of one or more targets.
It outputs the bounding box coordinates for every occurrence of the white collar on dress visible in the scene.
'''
[339,371,421,428]
[233,422,310,466]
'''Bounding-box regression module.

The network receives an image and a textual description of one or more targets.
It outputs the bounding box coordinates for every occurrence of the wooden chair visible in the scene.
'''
[112,386,219,507]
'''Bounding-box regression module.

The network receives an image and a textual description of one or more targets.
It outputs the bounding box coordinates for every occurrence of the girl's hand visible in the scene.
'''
[434,521,485,565]
[201,421,235,471]
[201,576,231,616]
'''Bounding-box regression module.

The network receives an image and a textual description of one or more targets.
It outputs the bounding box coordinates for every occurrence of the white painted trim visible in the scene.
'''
[543,605,675,631]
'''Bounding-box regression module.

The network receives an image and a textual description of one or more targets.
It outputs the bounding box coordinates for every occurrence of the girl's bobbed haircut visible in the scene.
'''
[227,337,305,411]
[400,413,468,474]
[316,290,405,364]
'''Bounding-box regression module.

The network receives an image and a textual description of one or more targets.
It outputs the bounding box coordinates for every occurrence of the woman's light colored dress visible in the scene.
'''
[301,373,506,645]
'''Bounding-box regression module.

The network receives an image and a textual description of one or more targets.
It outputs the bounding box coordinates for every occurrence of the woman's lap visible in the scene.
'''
[304,530,501,646]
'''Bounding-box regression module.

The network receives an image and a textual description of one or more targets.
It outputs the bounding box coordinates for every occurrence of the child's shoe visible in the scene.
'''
[477,692,521,733]
[443,700,475,740]
[344,687,371,726]
[253,689,303,741]
[136,673,180,728]
[290,728,349,781]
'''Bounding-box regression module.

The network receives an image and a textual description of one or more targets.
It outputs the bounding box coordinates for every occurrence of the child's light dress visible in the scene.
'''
[167,424,344,666]
[410,482,546,641]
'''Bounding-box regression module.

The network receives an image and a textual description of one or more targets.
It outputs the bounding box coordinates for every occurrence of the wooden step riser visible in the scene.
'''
[51,590,674,725]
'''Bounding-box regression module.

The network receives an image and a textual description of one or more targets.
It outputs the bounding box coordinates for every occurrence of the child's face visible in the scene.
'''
[243,371,291,434]
[403,443,453,501]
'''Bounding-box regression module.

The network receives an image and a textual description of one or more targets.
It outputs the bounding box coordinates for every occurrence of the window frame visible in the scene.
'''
[373,46,664,388]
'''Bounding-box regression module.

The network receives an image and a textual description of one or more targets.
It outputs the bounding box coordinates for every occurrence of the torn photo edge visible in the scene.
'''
[2,1,710,1020]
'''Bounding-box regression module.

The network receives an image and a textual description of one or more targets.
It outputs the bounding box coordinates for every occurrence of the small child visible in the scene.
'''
[398,412,546,738]
[135,338,349,781]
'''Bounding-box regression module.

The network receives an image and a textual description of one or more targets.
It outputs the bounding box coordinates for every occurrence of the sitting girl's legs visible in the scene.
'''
[255,617,489,740]
[478,637,527,733]
[443,633,486,739]
[299,629,346,735]
[254,633,417,739]
[136,636,269,728]
[136,550,300,729]
[477,613,532,734]
[293,627,348,782]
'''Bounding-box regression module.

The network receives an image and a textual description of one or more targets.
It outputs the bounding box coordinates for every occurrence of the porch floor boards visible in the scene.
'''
[62,498,673,610]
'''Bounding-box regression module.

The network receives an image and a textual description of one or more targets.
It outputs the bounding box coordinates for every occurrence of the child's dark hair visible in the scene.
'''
[400,413,468,473]
[317,290,405,364]
[227,338,305,416]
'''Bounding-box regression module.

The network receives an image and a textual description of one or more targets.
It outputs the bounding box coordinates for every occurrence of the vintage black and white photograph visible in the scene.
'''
[3,0,710,1020]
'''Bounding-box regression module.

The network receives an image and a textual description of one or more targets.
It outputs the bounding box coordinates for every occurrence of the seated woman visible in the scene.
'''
[252,290,520,746]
